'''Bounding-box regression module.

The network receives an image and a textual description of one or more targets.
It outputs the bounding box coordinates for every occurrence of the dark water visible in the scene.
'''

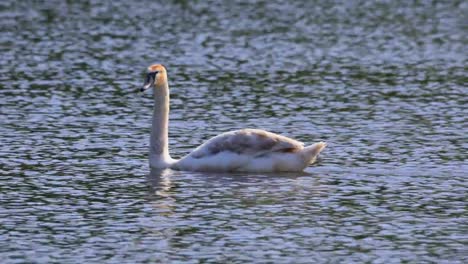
[1,0,467,263]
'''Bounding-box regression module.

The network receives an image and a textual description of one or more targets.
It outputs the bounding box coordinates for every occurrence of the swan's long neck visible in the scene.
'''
[150,82,173,167]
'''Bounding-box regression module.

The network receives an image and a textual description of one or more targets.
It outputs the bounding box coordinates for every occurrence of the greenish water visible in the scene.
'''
[1,0,467,263]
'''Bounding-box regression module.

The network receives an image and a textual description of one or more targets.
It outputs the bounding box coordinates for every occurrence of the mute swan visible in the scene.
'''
[140,64,326,172]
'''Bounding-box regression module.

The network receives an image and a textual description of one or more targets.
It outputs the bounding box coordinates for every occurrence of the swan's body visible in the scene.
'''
[141,64,326,172]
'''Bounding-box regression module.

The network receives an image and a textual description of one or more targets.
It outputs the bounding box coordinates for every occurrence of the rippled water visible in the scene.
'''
[1,0,467,263]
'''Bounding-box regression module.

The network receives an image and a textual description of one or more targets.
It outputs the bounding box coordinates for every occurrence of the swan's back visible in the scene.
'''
[173,129,326,172]
[189,129,304,159]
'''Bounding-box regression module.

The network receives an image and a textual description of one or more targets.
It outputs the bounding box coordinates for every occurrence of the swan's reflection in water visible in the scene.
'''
[147,168,176,197]
[145,168,181,218]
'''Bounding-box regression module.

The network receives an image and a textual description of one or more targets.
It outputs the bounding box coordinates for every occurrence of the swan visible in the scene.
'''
[140,64,326,172]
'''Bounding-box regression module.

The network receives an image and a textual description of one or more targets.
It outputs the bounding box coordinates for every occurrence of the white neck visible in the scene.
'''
[149,83,174,168]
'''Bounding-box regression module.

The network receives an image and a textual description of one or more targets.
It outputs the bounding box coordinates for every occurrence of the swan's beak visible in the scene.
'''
[140,72,155,92]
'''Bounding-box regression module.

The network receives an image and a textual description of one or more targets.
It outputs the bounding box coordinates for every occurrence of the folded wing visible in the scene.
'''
[189,129,304,159]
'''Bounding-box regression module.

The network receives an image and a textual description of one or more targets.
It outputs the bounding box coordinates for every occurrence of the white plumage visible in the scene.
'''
[141,64,326,172]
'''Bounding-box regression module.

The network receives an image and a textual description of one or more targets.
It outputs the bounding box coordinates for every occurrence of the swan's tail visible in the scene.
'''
[302,142,327,164]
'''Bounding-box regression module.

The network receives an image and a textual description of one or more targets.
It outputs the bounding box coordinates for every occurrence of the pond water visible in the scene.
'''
[1,0,467,263]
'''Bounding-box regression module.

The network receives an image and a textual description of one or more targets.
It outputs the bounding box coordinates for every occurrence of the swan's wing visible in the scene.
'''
[189,129,304,159]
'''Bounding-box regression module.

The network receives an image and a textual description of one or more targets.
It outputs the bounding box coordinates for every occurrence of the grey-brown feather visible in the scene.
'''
[189,129,304,159]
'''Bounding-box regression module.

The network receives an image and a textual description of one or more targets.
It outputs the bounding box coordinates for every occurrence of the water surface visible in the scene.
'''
[1,0,467,263]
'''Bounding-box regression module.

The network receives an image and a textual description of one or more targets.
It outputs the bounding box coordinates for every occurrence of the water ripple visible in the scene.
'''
[1,0,467,263]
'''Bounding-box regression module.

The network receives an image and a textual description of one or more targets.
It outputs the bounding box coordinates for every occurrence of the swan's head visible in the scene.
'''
[140,64,168,92]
